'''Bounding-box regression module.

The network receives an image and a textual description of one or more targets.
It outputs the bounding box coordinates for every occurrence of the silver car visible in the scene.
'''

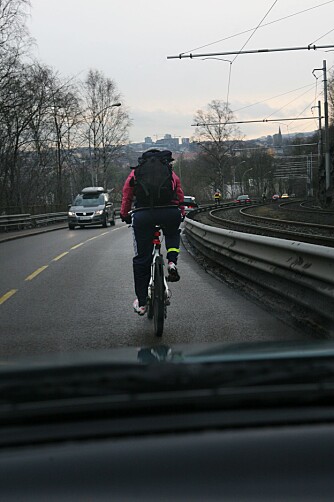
[68,187,116,230]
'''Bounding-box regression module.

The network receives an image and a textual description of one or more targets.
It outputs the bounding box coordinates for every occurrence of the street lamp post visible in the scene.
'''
[242,168,253,194]
[262,169,274,195]
[232,160,245,197]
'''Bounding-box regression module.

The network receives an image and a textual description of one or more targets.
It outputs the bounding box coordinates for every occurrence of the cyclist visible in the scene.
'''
[120,149,185,316]
[214,190,222,205]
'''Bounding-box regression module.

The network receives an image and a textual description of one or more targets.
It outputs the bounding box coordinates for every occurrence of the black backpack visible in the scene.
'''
[133,150,176,207]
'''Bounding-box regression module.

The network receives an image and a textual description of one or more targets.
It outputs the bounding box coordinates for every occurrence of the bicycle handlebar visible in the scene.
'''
[129,205,182,215]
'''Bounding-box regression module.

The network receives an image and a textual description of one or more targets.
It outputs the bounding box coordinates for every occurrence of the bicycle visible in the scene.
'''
[146,224,170,337]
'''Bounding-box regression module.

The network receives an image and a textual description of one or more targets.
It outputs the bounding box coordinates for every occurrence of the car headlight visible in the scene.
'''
[94,210,104,215]
[68,211,76,216]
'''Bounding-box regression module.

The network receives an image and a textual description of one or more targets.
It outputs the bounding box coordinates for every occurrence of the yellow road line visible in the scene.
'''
[70,242,84,250]
[71,232,109,250]
[0,289,18,305]
[53,251,69,261]
[25,265,48,281]
[2,229,119,302]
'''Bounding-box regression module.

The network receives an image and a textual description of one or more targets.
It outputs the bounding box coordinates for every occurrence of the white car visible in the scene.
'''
[183,196,199,214]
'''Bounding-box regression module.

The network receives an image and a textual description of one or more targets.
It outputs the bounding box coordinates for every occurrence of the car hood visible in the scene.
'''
[3,338,334,369]
[69,204,104,211]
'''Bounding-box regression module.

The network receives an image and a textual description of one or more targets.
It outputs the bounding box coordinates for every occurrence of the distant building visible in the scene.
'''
[156,134,179,151]
[273,127,282,147]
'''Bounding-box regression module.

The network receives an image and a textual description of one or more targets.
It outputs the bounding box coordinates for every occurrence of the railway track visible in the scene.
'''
[192,200,334,247]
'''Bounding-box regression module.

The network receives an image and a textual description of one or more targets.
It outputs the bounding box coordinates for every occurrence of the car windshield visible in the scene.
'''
[184,197,196,205]
[74,194,104,207]
[1,3,334,493]
[1,0,333,365]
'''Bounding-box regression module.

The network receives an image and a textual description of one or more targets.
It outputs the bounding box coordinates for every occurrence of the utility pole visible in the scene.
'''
[306,154,313,198]
[317,100,322,159]
[311,100,322,201]
[313,60,332,205]
[323,60,331,191]
[317,100,323,201]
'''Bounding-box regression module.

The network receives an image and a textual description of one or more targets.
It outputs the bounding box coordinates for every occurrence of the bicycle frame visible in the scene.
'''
[147,226,170,308]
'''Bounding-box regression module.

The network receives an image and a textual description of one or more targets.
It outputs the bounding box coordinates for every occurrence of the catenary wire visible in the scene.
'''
[233,83,316,113]
[246,61,334,130]
[231,0,279,64]
[227,0,279,106]
[264,85,318,119]
[309,27,334,45]
[179,1,334,56]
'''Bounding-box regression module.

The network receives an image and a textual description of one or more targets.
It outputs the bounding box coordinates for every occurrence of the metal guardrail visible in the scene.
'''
[0,212,67,232]
[0,209,123,235]
[0,214,32,231]
[30,213,68,227]
[184,215,334,325]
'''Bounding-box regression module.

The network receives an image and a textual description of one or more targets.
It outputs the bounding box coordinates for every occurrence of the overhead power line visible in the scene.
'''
[231,0,278,64]
[233,82,316,114]
[178,0,334,56]
[309,27,334,45]
[192,116,324,127]
[225,0,278,106]
[167,44,334,60]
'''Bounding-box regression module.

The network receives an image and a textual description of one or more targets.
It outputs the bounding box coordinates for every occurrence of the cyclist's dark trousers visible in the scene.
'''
[132,207,182,306]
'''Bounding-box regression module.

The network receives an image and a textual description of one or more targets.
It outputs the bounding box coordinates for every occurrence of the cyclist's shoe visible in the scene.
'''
[167,262,180,282]
[133,299,147,316]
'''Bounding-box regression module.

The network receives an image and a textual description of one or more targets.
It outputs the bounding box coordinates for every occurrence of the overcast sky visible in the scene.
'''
[27,0,334,143]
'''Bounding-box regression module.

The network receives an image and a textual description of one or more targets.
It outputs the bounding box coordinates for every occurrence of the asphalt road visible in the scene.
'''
[0,221,304,359]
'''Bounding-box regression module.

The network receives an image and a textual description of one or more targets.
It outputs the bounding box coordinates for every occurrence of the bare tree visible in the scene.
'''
[173,153,213,202]
[0,0,34,210]
[0,6,132,212]
[238,150,274,196]
[81,69,131,189]
[0,0,30,47]
[0,61,50,210]
[0,61,83,211]
[193,100,243,196]
[47,75,82,205]
[0,0,32,91]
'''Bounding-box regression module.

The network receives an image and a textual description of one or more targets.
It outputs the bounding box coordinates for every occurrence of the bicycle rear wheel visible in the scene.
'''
[153,256,165,337]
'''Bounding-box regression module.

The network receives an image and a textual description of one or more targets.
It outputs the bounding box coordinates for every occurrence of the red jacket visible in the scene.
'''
[120,170,185,218]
